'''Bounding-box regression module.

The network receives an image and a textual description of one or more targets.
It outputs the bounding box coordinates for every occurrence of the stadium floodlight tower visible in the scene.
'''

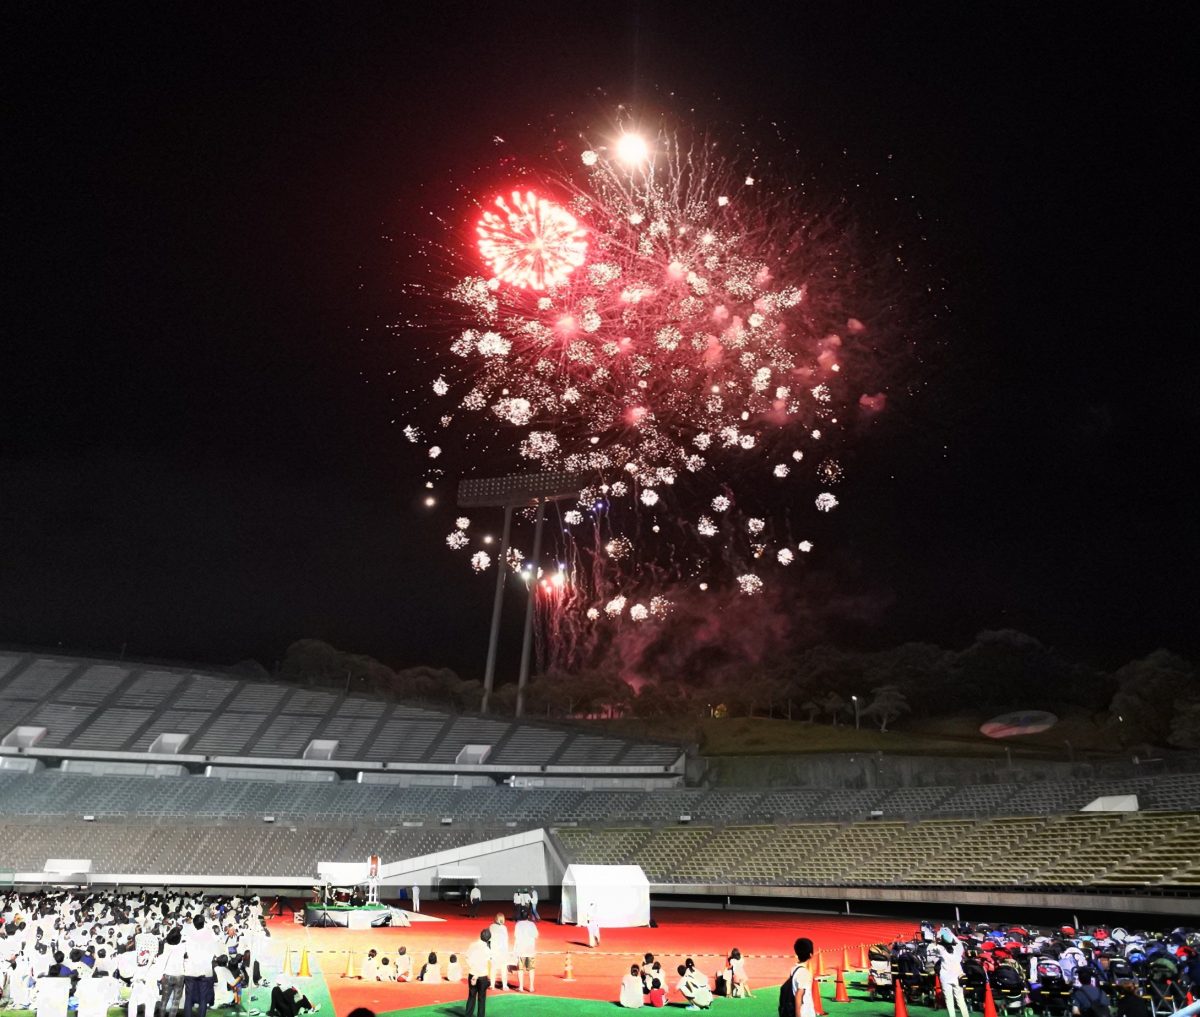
[458,470,583,717]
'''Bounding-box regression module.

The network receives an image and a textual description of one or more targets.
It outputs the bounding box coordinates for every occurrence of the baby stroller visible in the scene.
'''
[893,945,932,1006]
[868,945,897,1001]
[962,957,990,1012]
[1029,958,1072,1017]
[991,961,1029,1017]
[1146,955,1187,1015]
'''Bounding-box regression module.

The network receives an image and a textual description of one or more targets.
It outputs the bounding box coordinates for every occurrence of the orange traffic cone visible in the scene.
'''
[843,948,852,974]
[859,944,869,970]
[813,975,828,1017]
[983,979,999,1017]
[297,949,311,978]
[894,982,909,1017]
[281,947,293,977]
[563,953,575,982]
[343,951,358,979]
[834,969,850,1004]
[816,950,827,978]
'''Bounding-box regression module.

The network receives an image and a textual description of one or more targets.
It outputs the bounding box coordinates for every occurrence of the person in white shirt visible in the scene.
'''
[621,964,645,1008]
[513,917,538,993]
[791,938,817,1017]
[464,929,492,1017]
[935,929,968,1017]
[468,886,482,919]
[419,952,442,982]
[446,953,463,983]
[182,915,219,1017]
[159,928,187,1017]
[488,914,509,991]
[394,946,412,982]
[410,885,421,914]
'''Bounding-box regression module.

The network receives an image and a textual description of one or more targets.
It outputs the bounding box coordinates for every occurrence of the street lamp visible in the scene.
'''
[458,471,583,716]
[851,695,861,730]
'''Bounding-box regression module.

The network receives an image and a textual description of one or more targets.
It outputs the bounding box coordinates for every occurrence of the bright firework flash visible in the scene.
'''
[395,112,924,682]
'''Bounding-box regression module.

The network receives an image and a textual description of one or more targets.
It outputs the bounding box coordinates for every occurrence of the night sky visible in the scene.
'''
[6,4,1197,677]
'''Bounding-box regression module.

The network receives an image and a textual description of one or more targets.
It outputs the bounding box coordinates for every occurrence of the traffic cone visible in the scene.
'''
[563,953,575,982]
[343,951,358,979]
[282,947,293,977]
[893,982,909,1017]
[843,948,852,974]
[814,975,828,1017]
[816,950,827,978]
[298,949,311,978]
[859,944,869,970]
[834,969,850,1003]
[983,979,999,1017]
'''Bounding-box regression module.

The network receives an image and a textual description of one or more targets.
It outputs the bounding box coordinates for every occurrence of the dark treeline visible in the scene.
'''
[265,631,1199,750]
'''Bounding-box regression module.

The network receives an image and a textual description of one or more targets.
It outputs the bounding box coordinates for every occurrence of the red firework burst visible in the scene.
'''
[476,190,587,290]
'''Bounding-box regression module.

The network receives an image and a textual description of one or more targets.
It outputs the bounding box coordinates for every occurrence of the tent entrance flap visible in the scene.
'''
[560,864,650,928]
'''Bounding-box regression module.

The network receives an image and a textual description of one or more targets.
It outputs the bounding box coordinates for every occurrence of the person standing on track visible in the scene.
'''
[464,928,492,1017]
[514,913,538,993]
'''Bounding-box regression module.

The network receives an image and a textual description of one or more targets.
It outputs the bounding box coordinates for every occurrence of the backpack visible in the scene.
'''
[780,965,802,1017]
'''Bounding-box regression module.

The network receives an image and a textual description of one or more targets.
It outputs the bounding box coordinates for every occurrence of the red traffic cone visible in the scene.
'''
[843,948,852,974]
[813,974,828,1017]
[894,982,909,1017]
[816,950,827,978]
[859,944,869,970]
[563,953,575,982]
[1185,988,1194,1006]
[834,969,850,1004]
[983,978,999,1017]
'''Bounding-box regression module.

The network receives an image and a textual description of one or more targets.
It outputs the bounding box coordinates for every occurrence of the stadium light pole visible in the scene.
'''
[458,472,582,716]
[851,695,860,730]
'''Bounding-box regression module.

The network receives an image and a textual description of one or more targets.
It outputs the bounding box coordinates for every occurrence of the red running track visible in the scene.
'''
[268,903,917,1015]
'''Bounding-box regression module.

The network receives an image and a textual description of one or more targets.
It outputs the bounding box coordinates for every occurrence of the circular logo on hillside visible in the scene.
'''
[980,710,1058,738]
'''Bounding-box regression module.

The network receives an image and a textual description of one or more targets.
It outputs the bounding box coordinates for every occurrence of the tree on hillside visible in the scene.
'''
[862,684,911,733]
[820,690,848,726]
[1108,650,1197,746]
[280,639,398,696]
[1169,700,1200,749]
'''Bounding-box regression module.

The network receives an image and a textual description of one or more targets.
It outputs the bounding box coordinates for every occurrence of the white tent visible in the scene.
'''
[1081,794,1139,812]
[560,864,650,928]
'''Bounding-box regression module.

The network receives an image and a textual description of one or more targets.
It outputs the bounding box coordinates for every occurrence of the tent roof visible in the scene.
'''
[562,864,649,886]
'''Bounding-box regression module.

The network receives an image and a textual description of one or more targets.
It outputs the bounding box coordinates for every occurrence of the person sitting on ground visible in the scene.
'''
[678,963,713,1010]
[621,964,645,1008]
[648,977,667,1007]
[267,986,320,1017]
[395,946,412,982]
[640,954,656,992]
[377,956,395,981]
[418,952,441,983]
[446,953,462,983]
[360,949,378,981]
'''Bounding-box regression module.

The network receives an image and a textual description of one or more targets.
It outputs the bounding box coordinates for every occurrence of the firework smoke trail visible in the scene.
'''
[404,117,895,673]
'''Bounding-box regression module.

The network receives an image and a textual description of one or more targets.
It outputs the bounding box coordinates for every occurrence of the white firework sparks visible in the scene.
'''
[471,551,492,571]
[815,492,839,512]
[736,574,764,596]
